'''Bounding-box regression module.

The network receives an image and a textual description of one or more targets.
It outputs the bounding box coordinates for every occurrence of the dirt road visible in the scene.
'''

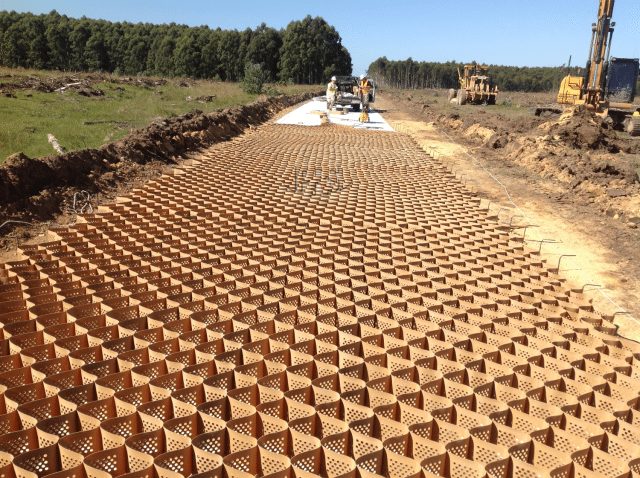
[0,107,639,478]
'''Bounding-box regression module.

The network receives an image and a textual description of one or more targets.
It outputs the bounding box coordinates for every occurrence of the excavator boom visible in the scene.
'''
[583,0,615,104]
[557,0,615,107]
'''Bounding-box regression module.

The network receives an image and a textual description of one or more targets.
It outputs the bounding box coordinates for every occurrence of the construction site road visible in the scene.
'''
[277,98,394,131]
[0,105,639,478]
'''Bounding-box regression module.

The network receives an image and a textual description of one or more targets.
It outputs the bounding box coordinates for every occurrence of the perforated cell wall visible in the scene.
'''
[0,124,639,478]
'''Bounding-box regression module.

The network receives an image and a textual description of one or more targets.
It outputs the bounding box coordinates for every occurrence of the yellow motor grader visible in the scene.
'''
[448,64,498,106]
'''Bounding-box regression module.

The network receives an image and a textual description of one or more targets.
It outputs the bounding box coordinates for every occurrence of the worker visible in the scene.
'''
[326,76,338,111]
[358,74,373,111]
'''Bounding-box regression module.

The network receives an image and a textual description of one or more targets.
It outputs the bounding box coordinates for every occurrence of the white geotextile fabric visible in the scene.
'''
[277,98,394,132]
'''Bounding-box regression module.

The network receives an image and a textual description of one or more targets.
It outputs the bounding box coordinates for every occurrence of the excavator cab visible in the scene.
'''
[558,58,638,107]
[606,57,638,104]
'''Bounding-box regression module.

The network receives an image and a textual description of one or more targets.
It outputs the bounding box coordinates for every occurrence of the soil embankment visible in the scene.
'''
[388,89,640,224]
[0,92,317,245]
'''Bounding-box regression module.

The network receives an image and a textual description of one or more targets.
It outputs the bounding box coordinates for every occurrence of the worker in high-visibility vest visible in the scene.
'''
[358,74,373,111]
[326,76,338,111]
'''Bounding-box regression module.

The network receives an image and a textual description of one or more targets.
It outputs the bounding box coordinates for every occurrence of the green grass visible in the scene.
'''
[0,68,317,161]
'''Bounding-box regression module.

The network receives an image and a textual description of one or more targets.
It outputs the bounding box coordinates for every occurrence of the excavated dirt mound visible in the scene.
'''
[501,109,640,193]
[0,92,317,244]
[538,108,637,153]
[411,98,640,222]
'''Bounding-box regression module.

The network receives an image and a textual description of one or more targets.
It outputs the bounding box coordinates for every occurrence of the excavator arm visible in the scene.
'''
[583,0,615,106]
[557,0,615,107]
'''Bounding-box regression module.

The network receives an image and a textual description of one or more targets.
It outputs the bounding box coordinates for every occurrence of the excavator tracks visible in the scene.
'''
[628,115,640,136]
[0,123,639,478]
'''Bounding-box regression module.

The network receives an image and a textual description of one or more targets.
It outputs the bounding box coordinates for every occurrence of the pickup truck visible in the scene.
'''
[333,76,376,112]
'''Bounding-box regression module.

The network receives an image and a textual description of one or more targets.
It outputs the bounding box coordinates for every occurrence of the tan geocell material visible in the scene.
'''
[0,124,639,478]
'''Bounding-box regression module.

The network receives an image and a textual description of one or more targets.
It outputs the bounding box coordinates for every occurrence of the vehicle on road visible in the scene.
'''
[333,75,376,112]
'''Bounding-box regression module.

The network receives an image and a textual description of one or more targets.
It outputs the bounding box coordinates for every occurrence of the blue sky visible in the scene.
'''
[1,0,639,75]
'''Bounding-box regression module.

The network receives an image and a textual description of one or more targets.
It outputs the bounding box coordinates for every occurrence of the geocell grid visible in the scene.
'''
[0,124,638,478]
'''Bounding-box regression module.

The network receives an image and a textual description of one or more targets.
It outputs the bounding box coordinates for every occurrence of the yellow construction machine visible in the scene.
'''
[555,0,640,135]
[448,64,498,105]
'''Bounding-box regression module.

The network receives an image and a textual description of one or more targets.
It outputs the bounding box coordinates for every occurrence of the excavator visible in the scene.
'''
[554,0,640,135]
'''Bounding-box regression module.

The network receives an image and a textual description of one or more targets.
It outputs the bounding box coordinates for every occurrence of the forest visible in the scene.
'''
[0,10,352,83]
[3,10,637,93]
[368,57,589,92]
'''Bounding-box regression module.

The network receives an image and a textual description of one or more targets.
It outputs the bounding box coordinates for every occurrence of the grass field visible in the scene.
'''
[0,67,318,161]
[393,87,557,120]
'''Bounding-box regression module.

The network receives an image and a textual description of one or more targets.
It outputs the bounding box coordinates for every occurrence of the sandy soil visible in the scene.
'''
[378,94,640,342]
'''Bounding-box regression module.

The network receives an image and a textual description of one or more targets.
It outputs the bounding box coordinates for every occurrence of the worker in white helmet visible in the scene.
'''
[326,76,338,111]
[358,74,373,111]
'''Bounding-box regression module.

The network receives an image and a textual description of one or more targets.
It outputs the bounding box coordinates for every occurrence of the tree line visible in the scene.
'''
[0,10,352,83]
[367,57,588,92]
